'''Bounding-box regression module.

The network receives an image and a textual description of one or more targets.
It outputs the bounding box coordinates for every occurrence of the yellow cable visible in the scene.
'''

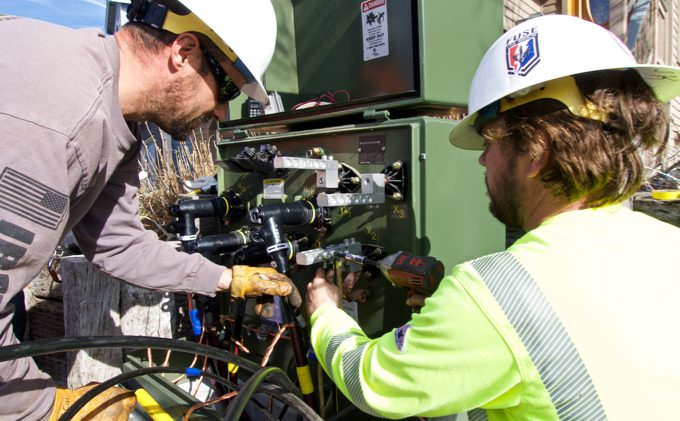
[228,363,239,374]
[651,190,680,201]
[296,365,315,395]
[135,389,173,421]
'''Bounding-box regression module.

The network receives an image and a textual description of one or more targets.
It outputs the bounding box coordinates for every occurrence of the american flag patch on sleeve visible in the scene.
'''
[0,168,67,230]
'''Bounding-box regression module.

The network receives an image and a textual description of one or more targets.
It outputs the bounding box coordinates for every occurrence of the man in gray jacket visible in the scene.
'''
[0,1,295,419]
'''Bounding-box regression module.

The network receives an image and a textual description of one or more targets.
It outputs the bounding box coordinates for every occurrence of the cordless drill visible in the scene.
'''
[335,251,445,296]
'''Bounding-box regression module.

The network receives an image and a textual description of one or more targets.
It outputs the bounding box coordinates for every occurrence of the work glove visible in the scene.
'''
[49,384,136,421]
[231,265,302,309]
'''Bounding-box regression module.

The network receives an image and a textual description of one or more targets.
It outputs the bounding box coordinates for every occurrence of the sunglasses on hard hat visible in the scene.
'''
[200,46,241,104]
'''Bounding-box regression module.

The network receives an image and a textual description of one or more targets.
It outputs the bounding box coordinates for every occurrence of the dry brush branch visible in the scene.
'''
[138,124,218,237]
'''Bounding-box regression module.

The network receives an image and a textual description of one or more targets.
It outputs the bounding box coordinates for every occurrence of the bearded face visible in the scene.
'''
[478,131,528,230]
[144,55,216,140]
[149,72,213,139]
[485,152,525,229]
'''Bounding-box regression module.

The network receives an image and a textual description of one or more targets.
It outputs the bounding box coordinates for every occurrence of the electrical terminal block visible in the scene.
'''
[316,192,385,207]
[295,239,362,268]
[273,155,340,189]
[317,173,386,207]
[273,156,338,171]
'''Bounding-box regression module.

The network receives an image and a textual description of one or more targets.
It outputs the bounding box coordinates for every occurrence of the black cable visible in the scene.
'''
[223,368,322,421]
[58,366,235,421]
[0,337,323,419]
[0,336,297,392]
[256,384,324,421]
[224,366,288,420]
[60,366,324,421]
[0,336,250,371]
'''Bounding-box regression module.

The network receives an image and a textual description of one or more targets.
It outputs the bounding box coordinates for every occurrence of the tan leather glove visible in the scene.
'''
[231,265,302,308]
[49,384,136,421]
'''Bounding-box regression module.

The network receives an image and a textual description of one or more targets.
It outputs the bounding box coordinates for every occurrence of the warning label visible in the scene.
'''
[361,0,389,61]
[263,178,285,199]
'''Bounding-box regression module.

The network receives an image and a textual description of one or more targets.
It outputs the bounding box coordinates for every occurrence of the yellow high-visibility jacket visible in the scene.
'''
[310,205,680,420]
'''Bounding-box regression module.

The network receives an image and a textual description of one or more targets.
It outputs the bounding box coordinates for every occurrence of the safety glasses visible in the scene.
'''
[200,46,241,104]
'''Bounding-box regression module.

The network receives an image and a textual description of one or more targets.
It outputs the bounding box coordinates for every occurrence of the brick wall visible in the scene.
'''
[503,0,680,179]
[504,0,543,28]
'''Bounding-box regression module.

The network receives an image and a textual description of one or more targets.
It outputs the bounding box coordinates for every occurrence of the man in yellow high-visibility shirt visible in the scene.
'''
[306,14,680,420]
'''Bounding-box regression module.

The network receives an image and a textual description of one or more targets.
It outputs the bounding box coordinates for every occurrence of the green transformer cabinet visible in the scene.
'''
[211,0,505,419]
[217,117,504,336]
[227,0,504,127]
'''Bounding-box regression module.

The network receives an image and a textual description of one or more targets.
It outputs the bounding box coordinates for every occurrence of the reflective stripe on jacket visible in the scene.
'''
[310,205,680,420]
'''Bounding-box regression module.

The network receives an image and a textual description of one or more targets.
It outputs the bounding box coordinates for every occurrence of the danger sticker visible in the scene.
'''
[361,0,389,61]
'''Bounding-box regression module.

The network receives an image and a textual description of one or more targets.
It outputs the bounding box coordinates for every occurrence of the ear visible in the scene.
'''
[527,147,548,178]
[169,33,201,70]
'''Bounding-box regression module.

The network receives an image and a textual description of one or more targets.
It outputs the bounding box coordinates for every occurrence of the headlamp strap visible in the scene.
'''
[127,1,168,30]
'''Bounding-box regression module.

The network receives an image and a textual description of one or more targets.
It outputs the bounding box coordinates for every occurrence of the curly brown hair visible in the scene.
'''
[482,70,669,208]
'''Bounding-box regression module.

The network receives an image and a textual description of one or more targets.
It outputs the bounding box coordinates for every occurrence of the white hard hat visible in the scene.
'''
[127,0,277,105]
[449,14,680,150]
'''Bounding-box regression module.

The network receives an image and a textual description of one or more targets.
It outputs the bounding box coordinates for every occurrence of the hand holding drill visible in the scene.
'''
[305,250,445,315]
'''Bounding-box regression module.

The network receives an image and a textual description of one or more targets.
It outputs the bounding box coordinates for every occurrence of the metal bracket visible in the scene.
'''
[295,239,363,272]
[362,109,391,122]
[316,173,385,207]
[273,155,340,189]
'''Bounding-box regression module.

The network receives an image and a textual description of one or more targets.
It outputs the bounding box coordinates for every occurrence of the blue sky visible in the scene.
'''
[0,0,108,30]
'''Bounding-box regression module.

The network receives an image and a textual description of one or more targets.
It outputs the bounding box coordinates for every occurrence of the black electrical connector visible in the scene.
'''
[222,144,288,176]
[247,200,328,410]
[184,230,250,255]
[168,190,244,247]
[249,200,326,275]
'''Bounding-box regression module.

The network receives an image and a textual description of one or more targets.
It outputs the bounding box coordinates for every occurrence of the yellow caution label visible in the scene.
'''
[135,389,173,421]
[296,365,315,395]
[228,363,239,374]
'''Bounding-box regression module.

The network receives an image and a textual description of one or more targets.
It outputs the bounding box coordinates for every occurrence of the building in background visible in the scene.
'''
[506,0,680,183]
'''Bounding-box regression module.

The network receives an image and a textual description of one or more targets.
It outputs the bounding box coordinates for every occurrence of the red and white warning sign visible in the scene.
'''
[361,0,389,61]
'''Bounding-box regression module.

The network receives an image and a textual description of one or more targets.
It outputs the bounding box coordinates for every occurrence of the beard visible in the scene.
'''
[146,73,212,139]
[486,156,524,229]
